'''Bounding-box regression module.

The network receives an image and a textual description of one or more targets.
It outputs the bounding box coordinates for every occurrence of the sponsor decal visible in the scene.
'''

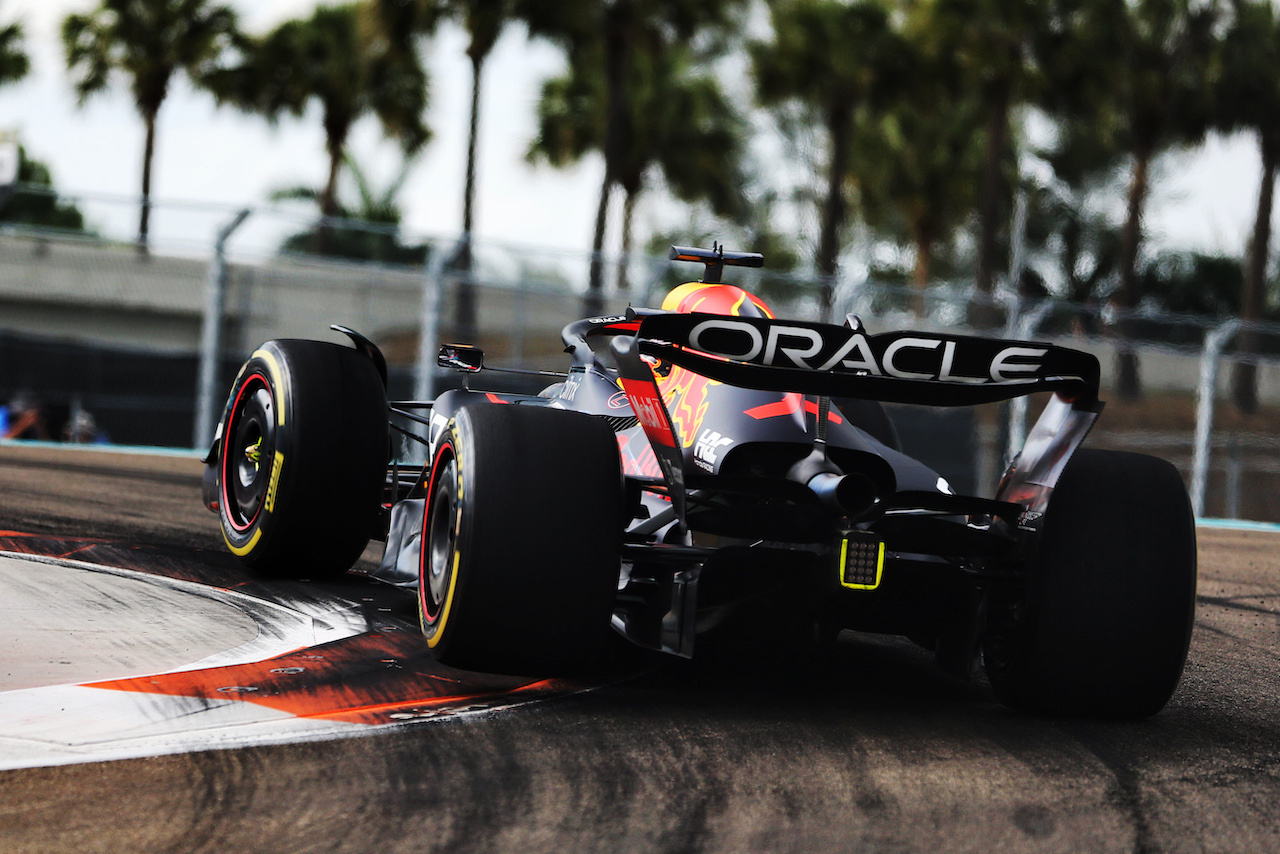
[560,373,583,402]
[620,379,676,448]
[693,430,733,471]
[1017,509,1044,531]
[607,390,631,410]
[591,314,630,324]
[681,318,1049,384]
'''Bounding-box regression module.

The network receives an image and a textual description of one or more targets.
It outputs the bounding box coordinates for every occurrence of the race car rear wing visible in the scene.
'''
[610,309,1104,533]
[630,312,1101,408]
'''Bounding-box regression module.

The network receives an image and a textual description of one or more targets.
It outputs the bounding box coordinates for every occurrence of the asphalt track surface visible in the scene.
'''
[0,443,1277,853]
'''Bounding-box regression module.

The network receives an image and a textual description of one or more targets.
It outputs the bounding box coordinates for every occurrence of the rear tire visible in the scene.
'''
[217,339,388,578]
[419,403,622,674]
[985,449,1197,718]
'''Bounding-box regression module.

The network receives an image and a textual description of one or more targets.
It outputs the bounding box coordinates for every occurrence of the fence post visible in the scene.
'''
[193,208,251,451]
[414,239,456,405]
[1191,318,1240,517]
[1226,434,1242,520]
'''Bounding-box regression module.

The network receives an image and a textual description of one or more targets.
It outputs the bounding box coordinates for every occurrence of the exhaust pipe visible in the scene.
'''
[806,471,878,518]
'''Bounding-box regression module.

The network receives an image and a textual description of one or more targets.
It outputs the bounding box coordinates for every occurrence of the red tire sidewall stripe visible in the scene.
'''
[420,438,455,627]
[222,371,272,534]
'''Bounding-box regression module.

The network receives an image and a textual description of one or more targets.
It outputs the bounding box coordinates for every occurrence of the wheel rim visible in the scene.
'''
[422,455,458,626]
[222,374,276,531]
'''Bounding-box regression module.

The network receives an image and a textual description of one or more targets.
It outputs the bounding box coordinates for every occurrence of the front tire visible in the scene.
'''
[419,403,622,674]
[985,449,1197,718]
[217,339,388,578]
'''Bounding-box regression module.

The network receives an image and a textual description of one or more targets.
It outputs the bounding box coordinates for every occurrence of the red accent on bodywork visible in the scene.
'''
[663,283,775,319]
[744,393,844,424]
[617,432,663,478]
[659,368,716,449]
[620,379,677,449]
[484,393,511,404]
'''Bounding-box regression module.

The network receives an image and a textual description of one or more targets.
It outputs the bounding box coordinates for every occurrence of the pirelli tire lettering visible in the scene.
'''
[218,349,286,559]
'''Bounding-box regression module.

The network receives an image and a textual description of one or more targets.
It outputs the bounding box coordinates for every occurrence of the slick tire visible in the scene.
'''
[984,449,1197,718]
[217,339,388,578]
[418,403,622,674]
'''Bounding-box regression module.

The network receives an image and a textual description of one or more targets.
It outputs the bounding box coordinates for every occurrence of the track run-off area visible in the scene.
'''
[0,440,1277,853]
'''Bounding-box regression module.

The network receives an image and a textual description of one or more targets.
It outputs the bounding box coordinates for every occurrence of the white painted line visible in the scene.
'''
[0,552,379,770]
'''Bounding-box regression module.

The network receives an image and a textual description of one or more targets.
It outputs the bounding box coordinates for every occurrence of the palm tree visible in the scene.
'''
[917,0,1044,326]
[271,154,428,265]
[62,0,239,253]
[1217,0,1280,412]
[375,0,569,339]
[531,0,748,313]
[442,0,522,341]
[0,147,88,230]
[1054,0,1220,398]
[0,8,28,204]
[529,41,748,293]
[1,12,29,90]
[751,0,910,317]
[853,70,985,315]
[207,2,430,235]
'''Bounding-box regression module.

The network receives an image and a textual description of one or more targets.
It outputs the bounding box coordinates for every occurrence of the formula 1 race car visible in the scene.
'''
[202,245,1197,718]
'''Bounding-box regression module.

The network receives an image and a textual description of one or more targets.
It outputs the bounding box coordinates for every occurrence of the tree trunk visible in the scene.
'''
[138,109,157,257]
[321,141,342,218]
[1115,145,1151,400]
[454,50,485,344]
[462,53,482,242]
[317,139,344,256]
[589,2,636,300]
[616,187,637,294]
[1232,131,1276,414]
[817,101,853,320]
[585,170,612,317]
[911,220,933,319]
[973,89,1009,329]
[1062,212,1085,303]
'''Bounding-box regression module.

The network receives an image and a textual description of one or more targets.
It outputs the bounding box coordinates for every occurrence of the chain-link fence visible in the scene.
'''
[2,185,1278,523]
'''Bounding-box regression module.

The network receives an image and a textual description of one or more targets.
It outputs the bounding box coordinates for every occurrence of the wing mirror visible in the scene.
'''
[438,344,484,373]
